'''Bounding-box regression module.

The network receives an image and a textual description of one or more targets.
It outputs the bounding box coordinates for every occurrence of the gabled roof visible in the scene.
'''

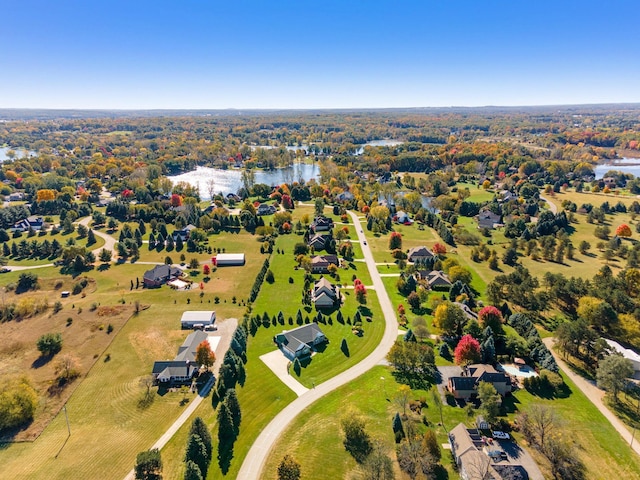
[425,270,452,287]
[308,233,329,248]
[408,246,434,259]
[143,264,182,282]
[311,255,339,266]
[175,330,209,362]
[280,323,325,346]
[450,376,478,391]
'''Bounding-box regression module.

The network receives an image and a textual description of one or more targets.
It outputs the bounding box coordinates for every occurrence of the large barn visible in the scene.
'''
[214,253,245,266]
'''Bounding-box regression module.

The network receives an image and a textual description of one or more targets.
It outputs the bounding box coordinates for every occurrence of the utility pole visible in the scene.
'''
[64,404,70,436]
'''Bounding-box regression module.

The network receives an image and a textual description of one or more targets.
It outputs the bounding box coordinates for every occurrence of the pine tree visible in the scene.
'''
[224,389,241,431]
[217,401,236,444]
[176,234,184,251]
[184,433,209,478]
[87,229,96,245]
[184,460,202,480]
[189,417,212,461]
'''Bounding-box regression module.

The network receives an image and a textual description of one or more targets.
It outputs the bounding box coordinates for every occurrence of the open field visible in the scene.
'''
[4,229,106,266]
[0,226,267,479]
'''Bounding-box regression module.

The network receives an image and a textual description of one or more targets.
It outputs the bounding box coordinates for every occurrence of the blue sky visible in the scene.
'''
[1,1,638,109]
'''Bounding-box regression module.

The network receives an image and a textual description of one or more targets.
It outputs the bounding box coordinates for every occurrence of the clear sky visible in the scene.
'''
[2,0,638,109]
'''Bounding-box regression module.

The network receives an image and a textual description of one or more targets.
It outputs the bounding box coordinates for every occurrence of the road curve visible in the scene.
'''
[77,216,118,260]
[539,194,558,214]
[543,337,640,456]
[237,211,399,479]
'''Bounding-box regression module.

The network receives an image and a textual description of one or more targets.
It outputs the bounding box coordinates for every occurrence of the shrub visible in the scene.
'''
[265,269,275,283]
[37,332,63,357]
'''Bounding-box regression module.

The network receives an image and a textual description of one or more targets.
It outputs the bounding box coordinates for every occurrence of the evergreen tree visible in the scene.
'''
[217,401,236,444]
[176,234,184,251]
[189,417,212,461]
[184,460,202,480]
[184,433,209,478]
[148,232,156,250]
[87,229,96,245]
[224,389,241,431]
[392,412,405,442]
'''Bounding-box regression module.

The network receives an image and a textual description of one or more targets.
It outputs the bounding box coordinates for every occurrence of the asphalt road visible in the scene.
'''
[236,210,400,479]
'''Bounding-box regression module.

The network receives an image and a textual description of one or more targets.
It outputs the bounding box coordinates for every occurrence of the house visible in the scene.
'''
[448,364,512,400]
[8,192,24,201]
[310,215,334,232]
[335,191,354,202]
[499,190,517,203]
[172,224,196,242]
[257,203,276,216]
[180,311,216,330]
[152,330,210,383]
[226,193,241,202]
[310,255,339,274]
[12,215,44,232]
[394,211,412,225]
[455,302,479,321]
[308,233,331,251]
[449,423,530,480]
[311,277,341,309]
[407,245,434,263]
[143,264,183,288]
[214,253,245,266]
[477,210,501,230]
[274,323,327,359]
[416,270,452,289]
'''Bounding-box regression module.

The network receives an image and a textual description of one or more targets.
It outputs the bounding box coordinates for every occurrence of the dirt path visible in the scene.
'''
[237,211,399,479]
[122,317,238,480]
[543,337,640,456]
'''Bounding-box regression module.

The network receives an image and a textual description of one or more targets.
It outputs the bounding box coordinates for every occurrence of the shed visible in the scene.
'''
[180,311,216,329]
[214,253,245,266]
[476,415,489,430]
[61,291,70,298]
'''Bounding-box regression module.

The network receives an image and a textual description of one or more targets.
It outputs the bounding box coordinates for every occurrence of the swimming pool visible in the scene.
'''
[499,363,538,378]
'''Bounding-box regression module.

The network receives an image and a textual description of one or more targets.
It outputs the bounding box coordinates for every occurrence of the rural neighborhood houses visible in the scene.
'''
[477,210,502,230]
[12,215,44,232]
[143,264,183,288]
[311,277,341,309]
[310,215,334,232]
[256,203,276,215]
[407,245,434,263]
[274,323,328,359]
[172,224,196,242]
[448,364,512,400]
[310,254,340,274]
[415,269,452,289]
[152,330,210,384]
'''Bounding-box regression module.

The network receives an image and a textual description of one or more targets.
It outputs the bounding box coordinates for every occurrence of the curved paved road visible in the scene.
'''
[77,216,118,260]
[543,337,640,456]
[539,194,558,214]
[237,211,399,479]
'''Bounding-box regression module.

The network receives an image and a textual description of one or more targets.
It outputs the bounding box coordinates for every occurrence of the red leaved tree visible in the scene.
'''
[454,335,481,365]
[432,243,447,255]
[170,193,183,207]
[478,306,504,334]
[616,224,632,237]
[203,264,210,275]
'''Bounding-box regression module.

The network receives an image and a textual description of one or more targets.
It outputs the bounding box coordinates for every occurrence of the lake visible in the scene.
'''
[355,140,403,155]
[595,158,640,179]
[168,163,320,199]
[0,146,36,162]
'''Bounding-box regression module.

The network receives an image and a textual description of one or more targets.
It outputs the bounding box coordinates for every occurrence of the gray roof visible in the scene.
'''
[175,330,209,362]
[143,264,182,282]
[279,323,326,354]
[408,246,434,259]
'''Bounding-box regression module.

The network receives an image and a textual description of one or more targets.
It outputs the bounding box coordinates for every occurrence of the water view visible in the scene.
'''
[168,162,320,199]
[0,146,36,162]
[595,157,640,179]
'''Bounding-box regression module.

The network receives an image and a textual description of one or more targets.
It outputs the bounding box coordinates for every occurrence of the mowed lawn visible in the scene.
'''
[4,229,106,266]
[262,363,640,480]
[0,229,266,480]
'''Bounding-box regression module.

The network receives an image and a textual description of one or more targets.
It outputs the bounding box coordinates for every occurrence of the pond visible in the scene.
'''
[595,158,640,179]
[168,163,320,199]
[0,146,36,162]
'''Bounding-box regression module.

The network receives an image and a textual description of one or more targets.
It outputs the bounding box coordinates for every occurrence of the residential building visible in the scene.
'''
[308,233,331,251]
[310,255,339,274]
[257,203,276,215]
[311,277,341,309]
[152,330,210,383]
[143,264,183,288]
[477,210,501,230]
[416,270,452,289]
[274,323,327,359]
[12,215,44,232]
[310,215,334,232]
[172,224,196,242]
[448,364,512,400]
[407,245,434,263]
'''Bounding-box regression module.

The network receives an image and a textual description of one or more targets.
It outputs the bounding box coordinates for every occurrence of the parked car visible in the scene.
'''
[0,267,10,274]
[492,431,510,440]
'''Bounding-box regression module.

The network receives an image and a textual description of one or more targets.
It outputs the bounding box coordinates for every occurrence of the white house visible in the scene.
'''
[180,311,216,329]
[604,339,640,372]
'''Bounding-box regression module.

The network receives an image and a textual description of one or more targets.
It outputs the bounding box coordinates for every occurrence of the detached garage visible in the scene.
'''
[214,253,245,266]
[180,310,216,329]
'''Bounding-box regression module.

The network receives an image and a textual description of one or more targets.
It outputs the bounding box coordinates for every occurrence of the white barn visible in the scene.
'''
[215,253,245,266]
[180,310,216,330]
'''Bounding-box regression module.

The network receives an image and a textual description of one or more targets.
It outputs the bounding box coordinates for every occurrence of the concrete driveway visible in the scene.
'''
[260,350,309,397]
[495,438,545,480]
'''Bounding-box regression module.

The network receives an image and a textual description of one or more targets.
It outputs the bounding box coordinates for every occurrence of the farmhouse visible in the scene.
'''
[143,264,182,288]
[180,310,216,329]
[274,323,327,359]
[152,330,210,383]
[448,364,512,400]
[8,192,24,201]
[477,210,501,230]
[407,245,434,263]
[394,211,412,225]
[214,253,245,266]
[310,255,339,274]
[311,277,341,309]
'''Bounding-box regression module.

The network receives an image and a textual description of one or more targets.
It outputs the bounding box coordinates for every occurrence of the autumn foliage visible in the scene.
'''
[203,264,210,275]
[389,232,402,250]
[432,243,447,255]
[195,340,216,369]
[354,279,367,304]
[454,335,481,365]
[478,305,504,333]
[616,224,632,237]
[170,193,183,207]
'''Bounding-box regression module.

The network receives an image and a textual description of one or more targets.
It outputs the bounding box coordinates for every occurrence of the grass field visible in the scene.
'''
[4,229,106,266]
